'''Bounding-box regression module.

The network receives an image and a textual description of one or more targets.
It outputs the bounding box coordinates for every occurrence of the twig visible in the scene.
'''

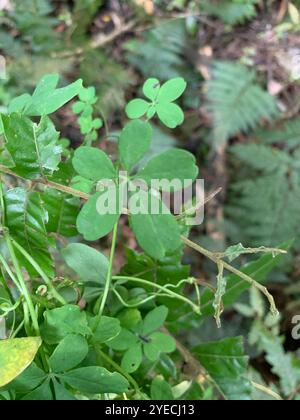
[252,381,283,401]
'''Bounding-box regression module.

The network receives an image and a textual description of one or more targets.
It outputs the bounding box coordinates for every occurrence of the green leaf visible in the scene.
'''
[49,335,89,373]
[61,367,129,394]
[121,344,143,373]
[136,149,198,190]
[194,337,251,400]
[73,146,117,181]
[143,78,160,101]
[5,188,53,277]
[151,377,174,400]
[158,77,187,102]
[9,74,83,116]
[156,103,185,129]
[43,305,91,344]
[22,380,53,401]
[142,306,168,335]
[0,337,42,387]
[53,379,76,401]
[90,316,121,344]
[129,191,181,260]
[119,120,152,171]
[43,189,80,237]
[144,332,176,361]
[2,114,62,179]
[126,99,150,119]
[62,243,108,285]
[108,328,139,351]
[76,190,120,241]
[5,363,46,393]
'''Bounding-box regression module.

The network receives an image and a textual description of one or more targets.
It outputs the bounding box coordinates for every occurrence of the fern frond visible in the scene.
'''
[226,144,300,247]
[202,0,260,25]
[255,118,300,149]
[206,62,278,145]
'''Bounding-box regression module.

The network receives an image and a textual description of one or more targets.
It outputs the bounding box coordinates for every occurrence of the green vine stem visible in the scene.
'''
[95,346,140,394]
[11,239,67,306]
[113,276,201,314]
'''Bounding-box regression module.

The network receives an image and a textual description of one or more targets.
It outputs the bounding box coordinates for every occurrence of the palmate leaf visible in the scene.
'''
[206,61,278,145]
[1,114,62,180]
[193,337,251,400]
[4,187,54,277]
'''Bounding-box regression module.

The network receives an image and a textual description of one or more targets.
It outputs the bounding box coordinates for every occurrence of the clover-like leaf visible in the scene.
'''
[73,146,117,181]
[76,190,120,241]
[135,149,198,191]
[142,306,168,335]
[157,78,187,103]
[143,78,160,101]
[62,243,109,285]
[129,190,181,260]
[156,102,185,129]
[49,334,89,373]
[144,332,176,362]
[119,120,152,171]
[126,99,150,119]
[121,344,143,373]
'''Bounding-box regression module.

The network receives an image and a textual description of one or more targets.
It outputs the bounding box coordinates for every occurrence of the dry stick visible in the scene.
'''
[252,381,283,401]
[51,20,137,59]
[182,236,280,317]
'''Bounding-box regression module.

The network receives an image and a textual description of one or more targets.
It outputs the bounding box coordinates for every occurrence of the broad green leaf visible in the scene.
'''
[43,305,91,344]
[118,308,142,330]
[53,379,76,401]
[129,191,181,260]
[126,99,150,119]
[119,120,152,171]
[43,189,80,237]
[142,306,168,335]
[121,344,143,373]
[144,332,176,361]
[5,363,46,393]
[151,377,174,400]
[90,316,121,344]
[156,103,185,128]
[76,190,120,241]
[9,74,83,116]
[5,188,53,277]
[2,114,62,179]
[49,335,89,373]
[200,243,290,318]
[143,78,160,101]
[136,149,198,190]
[158,78,187,102]
[72,146,117,181]
[0,337,42,387]
[71,176,94,194]
[62,243,108,285]
[108,328,139,351]
[22,380,53,401]
[61,367,129,394]
[194,337,251,400]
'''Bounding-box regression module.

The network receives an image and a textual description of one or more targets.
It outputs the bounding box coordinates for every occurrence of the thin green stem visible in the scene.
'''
[5,235,40,335]
[98,222,119,318]
[95,347,140,394]
[11,239,67,305]
[113,276,201,314]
